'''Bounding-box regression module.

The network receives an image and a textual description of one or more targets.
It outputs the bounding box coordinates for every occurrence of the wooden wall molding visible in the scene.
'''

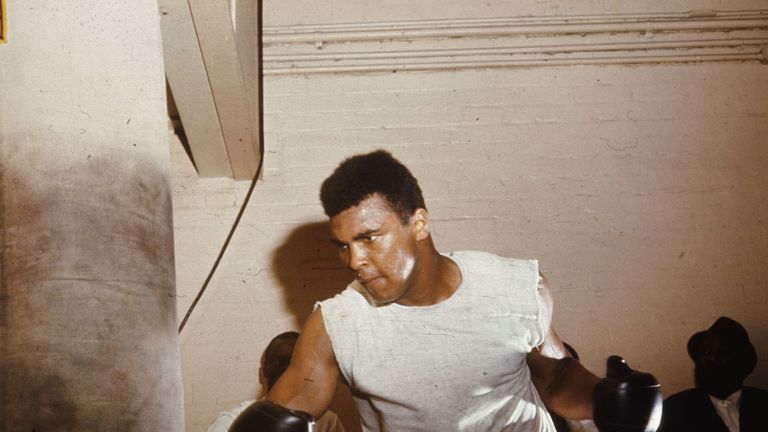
[262,9,768,74]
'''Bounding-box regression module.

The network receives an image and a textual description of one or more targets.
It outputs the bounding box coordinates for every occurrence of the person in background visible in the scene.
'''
[659,316,768,432]
[207,331,346,432]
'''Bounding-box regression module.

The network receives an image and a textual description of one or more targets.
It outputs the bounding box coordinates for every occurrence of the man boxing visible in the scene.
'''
[231,150,661,431]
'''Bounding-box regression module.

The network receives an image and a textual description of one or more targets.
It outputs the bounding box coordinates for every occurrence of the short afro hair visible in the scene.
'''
[320,150,426,223]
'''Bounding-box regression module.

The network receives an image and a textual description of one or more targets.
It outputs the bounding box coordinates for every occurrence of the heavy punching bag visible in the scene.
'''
[0,1,185,430]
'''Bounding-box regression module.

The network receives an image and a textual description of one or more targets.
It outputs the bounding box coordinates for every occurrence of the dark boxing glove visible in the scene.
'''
[592,355,663,432]
[228,400,315,432]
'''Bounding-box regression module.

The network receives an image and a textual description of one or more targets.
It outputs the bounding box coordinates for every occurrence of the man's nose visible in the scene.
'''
[346,244,367,271]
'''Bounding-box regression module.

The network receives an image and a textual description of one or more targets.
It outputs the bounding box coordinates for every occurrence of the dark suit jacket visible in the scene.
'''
[659,387,768,432]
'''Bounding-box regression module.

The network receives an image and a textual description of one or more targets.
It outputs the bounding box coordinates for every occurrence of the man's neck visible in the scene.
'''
[398,247,462,306]
[707,385,743,401]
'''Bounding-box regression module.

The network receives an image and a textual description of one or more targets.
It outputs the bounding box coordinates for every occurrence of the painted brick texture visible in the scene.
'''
[173,63,768,431]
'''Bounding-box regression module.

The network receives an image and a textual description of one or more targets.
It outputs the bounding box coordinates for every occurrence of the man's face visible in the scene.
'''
[693,335,744,398]
[329,194,420,305]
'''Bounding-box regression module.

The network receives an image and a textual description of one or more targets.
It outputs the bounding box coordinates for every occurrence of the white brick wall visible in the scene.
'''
[173,60,768,431]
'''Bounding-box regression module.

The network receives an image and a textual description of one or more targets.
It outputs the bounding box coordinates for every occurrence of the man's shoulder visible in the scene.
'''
[447,250,538,278]
[743,386,768,400]
[318,281,374,310]
[447,250,535,268]
[318,281,367,304]
[664,388,707,406]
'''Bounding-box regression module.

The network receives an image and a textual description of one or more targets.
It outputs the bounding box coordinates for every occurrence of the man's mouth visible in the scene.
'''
[358,276,381,286]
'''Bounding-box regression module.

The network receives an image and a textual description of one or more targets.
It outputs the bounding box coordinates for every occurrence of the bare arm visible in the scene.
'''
[528,348,600,420]
[267,308,340,418]
[527,272,600,420]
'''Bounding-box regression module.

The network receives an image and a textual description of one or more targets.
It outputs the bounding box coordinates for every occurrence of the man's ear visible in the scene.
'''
[411,208,430,241]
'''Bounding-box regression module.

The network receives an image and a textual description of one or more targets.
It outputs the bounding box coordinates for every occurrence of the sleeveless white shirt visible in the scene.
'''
[318,251,556,432]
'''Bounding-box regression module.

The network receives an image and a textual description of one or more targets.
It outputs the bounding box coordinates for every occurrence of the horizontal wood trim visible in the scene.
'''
[262,10,768,74]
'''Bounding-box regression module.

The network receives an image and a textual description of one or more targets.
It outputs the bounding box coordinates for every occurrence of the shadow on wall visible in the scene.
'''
[271,221,352,328]
[270,221,363,432]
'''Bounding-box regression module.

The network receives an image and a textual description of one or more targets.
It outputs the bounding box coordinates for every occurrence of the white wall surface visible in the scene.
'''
[174,3,768,431]
[174,62,768,431]
[263,0,768,25]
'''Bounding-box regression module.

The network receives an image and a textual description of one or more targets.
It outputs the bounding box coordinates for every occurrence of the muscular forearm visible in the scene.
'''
[529,353,601,420]
[531,352,663,432]
[266,309,340,418]
[267,376,320,416]
[267,370,335,418]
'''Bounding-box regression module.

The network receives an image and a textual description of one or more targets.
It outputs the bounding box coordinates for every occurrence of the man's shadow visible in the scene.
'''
[271,220,352,329]
[271,221,363,431]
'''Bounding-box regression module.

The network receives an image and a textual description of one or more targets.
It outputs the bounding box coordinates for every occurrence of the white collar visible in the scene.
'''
[709,388,742,406]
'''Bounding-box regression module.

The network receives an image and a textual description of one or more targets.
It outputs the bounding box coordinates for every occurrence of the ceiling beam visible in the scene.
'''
[159,0,261,180]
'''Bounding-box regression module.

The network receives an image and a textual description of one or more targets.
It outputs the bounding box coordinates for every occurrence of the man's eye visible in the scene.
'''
[364,235,378,242]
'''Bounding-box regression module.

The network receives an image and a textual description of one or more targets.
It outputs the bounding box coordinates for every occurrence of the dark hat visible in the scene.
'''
[687,316,757,376]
